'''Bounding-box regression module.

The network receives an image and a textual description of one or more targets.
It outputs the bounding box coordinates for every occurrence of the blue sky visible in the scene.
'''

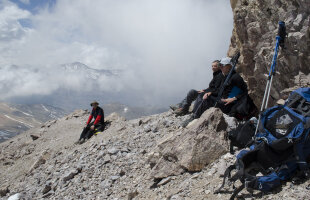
[10,0,56,14]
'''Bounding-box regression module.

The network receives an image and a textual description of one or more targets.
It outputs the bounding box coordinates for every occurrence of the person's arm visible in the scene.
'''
[93,108,104,125]
[221,74,248,105]
[86,115,93,125]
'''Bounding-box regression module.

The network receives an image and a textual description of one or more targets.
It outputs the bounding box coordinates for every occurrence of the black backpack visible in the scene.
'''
[228,120,256,153]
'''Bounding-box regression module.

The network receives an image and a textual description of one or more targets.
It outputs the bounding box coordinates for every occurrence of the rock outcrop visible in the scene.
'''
[149,108,232,179]
[229,0,310,106]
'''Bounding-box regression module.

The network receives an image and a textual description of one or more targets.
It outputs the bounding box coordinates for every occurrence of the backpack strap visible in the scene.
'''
[214,165,236,194]
[229,183,245,200]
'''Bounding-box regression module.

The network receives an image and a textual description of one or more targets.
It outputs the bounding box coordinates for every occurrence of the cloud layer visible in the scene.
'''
[0,0,233,107]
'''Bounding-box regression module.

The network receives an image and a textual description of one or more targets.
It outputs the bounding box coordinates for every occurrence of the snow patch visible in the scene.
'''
[41,104,49,112]
[21,111,33,117]
[4,115,34,128]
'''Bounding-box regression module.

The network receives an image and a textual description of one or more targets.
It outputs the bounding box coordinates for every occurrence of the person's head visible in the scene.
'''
[212,60,221,72]
[90,101,99,108]
[219,57,232,75]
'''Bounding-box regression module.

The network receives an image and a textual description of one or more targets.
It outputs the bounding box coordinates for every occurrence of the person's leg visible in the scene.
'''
[193,95,217,119]
[217,101,235,115]
[182,96,216,128]
[180,89,199,112]
[85,129,95,139]
[79,125,91,140]
[94,123,105,135]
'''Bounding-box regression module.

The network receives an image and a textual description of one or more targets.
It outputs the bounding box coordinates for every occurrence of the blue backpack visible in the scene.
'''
[215,88,310,199]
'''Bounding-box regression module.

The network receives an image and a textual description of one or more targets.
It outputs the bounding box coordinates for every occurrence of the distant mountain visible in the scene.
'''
[0,103,66,143]
[3,62,125,111]
[61,62,121,79]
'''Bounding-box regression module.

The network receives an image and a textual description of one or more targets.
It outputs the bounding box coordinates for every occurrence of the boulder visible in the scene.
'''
[149,108,230,179]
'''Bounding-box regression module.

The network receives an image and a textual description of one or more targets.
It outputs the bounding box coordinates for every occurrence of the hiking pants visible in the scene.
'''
[180,89,202,112]
[192,96,235,119]
[79,122,104,140]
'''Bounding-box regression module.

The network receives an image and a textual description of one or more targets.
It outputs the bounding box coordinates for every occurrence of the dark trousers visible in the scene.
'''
[180,89,204,112]
[193,95,235,119]
[79,122,104,140]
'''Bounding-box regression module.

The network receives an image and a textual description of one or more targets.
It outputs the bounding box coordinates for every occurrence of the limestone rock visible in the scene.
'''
[106,112,126,122]
[8,193,21,200]
[149,108,229,179]
[229,0,310,107]
[63,169,79,182]
[65,109,88,120]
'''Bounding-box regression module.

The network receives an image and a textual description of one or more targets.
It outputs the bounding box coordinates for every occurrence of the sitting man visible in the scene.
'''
[171,60,223,116]
[77,101,105,144]
[182,57,255,127]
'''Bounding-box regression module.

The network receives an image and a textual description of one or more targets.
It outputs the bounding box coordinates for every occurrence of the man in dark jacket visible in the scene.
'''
[77,101,105,144]
[172,60,223,116]
[182,57,254,127]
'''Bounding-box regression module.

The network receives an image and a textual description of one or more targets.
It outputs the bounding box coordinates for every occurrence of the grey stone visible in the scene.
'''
[100,179,112,188]
[111,175,120,181]
[157,177,172,186]
[63,169,79,182]
[42,184,52,194]
[107,148,119,155]
[150,108,229,179]
[127,190,139,200]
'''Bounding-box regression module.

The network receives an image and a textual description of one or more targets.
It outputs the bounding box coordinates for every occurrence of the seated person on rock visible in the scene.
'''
[171,60,223,116]
[182,57,255,127]
[77,101,105,144]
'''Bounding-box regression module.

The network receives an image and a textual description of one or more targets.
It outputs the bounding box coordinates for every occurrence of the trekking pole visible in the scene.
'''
[254,21,287,137]
[214,51,240,107]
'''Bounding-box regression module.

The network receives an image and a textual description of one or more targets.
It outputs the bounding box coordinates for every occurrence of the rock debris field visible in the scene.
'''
[1,108,310,200]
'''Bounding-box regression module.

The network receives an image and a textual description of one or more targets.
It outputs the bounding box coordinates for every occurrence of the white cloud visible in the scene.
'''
[0,0,233,107]
[0,2,31,41]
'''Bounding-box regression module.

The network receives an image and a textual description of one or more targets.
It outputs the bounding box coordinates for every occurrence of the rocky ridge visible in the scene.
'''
[229,0,310,106]
[0,108,309,200]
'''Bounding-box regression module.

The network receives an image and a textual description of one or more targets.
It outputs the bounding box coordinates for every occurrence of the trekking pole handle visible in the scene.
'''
[277,21,286,48]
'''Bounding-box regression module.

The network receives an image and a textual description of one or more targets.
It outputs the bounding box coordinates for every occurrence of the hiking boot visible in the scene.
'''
[174,108,188,116]
[170,103,181,111]
[79,138,85,144]
[182,115,195,128]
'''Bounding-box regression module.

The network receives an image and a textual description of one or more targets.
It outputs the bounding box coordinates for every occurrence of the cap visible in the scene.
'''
[220,57,232,66]
[90,101,99,106]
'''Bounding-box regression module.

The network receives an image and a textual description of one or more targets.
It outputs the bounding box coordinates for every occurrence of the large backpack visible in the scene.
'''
[228,119,256,153]
[215,88,310,199]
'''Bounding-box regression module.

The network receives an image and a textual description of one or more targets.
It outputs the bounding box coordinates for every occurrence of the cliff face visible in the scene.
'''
[229,0,310,106]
